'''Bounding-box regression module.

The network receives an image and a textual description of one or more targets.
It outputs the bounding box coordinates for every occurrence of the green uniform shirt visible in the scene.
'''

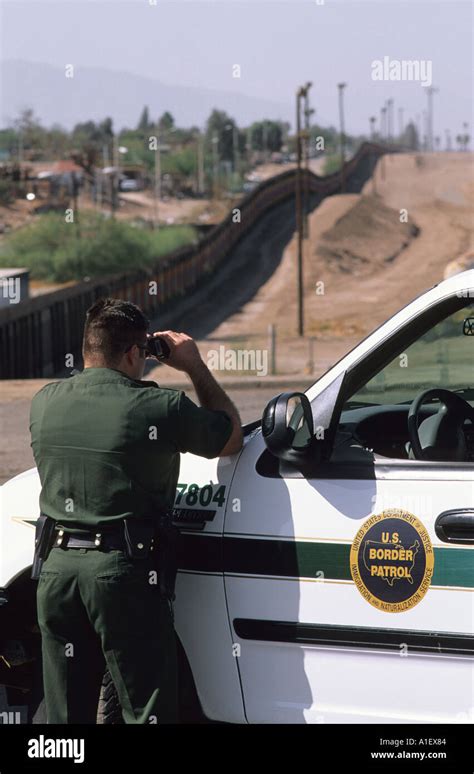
[29,366,233,529]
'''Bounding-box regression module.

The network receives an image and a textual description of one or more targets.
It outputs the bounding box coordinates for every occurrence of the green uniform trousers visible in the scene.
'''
[36,545,178,724]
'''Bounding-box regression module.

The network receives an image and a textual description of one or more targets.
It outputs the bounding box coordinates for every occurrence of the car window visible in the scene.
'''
[343,301,474,409]
[333,300,474,462]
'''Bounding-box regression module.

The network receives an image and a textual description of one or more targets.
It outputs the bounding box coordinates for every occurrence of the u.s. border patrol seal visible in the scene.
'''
[350,509,434,612]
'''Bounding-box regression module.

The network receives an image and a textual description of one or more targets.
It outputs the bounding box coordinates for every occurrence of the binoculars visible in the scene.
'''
[146,335,170,360]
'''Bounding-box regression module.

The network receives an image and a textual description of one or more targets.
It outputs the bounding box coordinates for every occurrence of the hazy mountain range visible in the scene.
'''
[1,59,292,131]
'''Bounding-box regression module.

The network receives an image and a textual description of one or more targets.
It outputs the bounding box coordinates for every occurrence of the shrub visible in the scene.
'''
[0,212,197,282]
[322,154,343,176]
[0,180,15,205]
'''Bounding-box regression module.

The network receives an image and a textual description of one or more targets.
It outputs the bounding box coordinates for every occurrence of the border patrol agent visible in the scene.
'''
[29,298,243,724]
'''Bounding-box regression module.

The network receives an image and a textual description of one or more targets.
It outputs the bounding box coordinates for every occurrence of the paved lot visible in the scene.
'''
[0,380,315,485]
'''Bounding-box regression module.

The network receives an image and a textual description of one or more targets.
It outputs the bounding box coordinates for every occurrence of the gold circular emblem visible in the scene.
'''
[350,509,434,612]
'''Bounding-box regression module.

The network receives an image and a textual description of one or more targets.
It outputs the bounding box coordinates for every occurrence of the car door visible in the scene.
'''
[223,292,474,723]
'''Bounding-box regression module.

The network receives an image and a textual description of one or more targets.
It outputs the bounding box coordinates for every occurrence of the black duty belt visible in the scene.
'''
[52,531,127,551]
[51,521,155,554]
[33,513,177,602]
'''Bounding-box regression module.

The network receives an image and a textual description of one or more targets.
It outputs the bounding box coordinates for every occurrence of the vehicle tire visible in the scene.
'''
[1,666,122,724]
[95,640,209,724]
[96,670,124,724]
[32,670,124,724]
[2,640,206,724]
[23,664,122,724]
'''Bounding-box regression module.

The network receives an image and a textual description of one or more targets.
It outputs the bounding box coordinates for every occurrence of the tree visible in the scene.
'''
[14,108,40,135]
[205,109,239,162]
[402,122,419,151]
[158,111,175,132]
[13,108,46,154]
[137,106,151,133]
[0,128,18,157]
[72,118,114,147]
[248,120,283,153]
[70,117,115,179]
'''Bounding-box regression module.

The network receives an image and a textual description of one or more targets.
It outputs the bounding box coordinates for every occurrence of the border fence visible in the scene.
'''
[0,142,387,378]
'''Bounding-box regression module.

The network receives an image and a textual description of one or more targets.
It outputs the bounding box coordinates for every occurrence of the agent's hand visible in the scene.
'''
[150,330,203,373]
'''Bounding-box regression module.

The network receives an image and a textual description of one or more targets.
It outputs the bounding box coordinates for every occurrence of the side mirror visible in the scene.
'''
[262,392,314,463]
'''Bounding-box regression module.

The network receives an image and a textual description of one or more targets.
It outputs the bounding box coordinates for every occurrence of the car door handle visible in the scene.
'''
[435,509,474,545]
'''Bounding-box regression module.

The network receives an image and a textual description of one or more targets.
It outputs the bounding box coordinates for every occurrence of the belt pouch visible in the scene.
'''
[31,513,56,580]
[122,518,155,559]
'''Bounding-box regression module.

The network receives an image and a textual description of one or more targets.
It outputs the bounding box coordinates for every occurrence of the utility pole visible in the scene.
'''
[72,170,80,239]
[212,132,219,199]
[262,121,268,163]
[426,89,433,150]
[98,143,108,209]
[196,130,205,194]
[369,117,377,194]
[398,107,404,140]
[295,84,310,337]
[369,116,376,140]
[18,129,23,167]
[303,82,313,239]
[111,136,127,216]
[233,124,239,175]
[152,128,172,227]
[386,98,394,144]
[246,126,252,166]
[337,82,347,192]
[445,129,451,152]
[112,133,118,217]
[224,123,238,189]
[380,105,387,180]
[415,113,421,148]
[380,105,387,141]
[153,134,161,228]
[422,109,428,151]
[426,86,439,151]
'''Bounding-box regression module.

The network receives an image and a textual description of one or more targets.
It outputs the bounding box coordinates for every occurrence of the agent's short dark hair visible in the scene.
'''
[82,297,149,365]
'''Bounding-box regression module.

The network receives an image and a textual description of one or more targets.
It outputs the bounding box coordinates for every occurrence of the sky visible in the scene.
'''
[0,0,472,135]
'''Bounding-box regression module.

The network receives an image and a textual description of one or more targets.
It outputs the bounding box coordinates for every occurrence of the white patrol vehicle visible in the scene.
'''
[1,270,473,724]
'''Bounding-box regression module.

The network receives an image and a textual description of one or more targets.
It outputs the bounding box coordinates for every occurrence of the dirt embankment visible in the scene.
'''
[316,193,419,274]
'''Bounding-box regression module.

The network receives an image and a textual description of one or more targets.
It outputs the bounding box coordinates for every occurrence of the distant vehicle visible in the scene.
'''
[119,178,140,192]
